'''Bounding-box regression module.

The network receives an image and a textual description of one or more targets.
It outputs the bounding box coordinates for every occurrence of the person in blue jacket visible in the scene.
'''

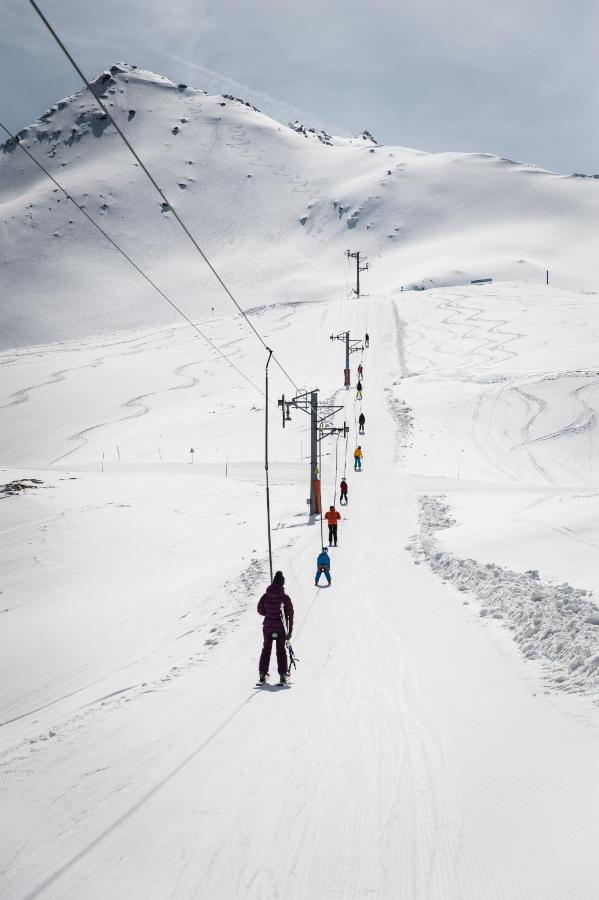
[315,547,331,586]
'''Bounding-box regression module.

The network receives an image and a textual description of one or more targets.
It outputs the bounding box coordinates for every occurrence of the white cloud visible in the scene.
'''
[2,0,598,172]
[166,53,345,135]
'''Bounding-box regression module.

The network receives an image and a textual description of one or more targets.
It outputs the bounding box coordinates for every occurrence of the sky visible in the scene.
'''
[1,0,598,174]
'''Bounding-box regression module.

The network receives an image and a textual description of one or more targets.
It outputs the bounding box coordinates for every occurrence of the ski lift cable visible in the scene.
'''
[0,119,265,398]
[332,434,339,507]
[318,431,324,549]
[2,119,290,601]
[27,0,300,394]
[264,349,274,583]
[1,118,283,591]
[343,424,349,479]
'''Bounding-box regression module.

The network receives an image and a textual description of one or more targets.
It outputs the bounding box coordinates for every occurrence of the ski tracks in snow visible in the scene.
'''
[510,373,599,484]
[48,357,208,465]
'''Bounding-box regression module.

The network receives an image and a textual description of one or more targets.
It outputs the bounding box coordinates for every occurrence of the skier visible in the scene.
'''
[315,547,331,586]
[356,380,363,400]
[257,570,294,686]
[324,505,341,546]
[358,412,366,434]
[339,477,348,505]
[365,333,370,348]
[357,363,364,379]
[354,445,363,471]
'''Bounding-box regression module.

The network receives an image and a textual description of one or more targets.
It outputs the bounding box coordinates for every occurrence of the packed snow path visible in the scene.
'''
[2,289,599,898]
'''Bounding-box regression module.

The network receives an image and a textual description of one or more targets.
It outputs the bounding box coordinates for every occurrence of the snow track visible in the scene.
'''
[3,289,599,898]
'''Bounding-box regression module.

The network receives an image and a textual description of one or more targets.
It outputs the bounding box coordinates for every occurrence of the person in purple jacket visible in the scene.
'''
[257,570,294,686]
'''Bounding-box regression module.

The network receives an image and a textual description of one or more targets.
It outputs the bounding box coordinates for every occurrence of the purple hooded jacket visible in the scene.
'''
[257,583,294,635]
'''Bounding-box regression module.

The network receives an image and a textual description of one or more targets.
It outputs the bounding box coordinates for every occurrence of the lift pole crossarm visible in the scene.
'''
[317,422,349,442]
[318,403,344,424]
[290,388,319,407]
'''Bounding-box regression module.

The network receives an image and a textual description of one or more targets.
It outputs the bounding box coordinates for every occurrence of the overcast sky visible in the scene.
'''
[2,0,598,174]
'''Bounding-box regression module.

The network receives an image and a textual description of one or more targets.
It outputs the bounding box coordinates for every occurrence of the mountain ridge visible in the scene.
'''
[1,62,598,349]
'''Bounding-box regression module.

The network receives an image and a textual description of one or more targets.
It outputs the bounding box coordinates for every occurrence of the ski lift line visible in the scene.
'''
[318,433,324,549]
[264,349,274,583]
[332,434,340,507]
[27,0,300,395]
[343,425,349,479]
[0,119,265,398]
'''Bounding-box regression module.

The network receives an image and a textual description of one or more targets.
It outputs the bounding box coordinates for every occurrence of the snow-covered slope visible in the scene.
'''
[3,286,599,898]
[4,65,599,899]
[1,63,598,348]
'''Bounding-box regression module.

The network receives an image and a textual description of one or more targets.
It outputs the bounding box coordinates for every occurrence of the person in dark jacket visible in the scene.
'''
[358,412,365,434]
[356,380,363,400]
[315,547,331,585]
[365,333,369,348]
[339,478,348,505]
[257,570,294,685]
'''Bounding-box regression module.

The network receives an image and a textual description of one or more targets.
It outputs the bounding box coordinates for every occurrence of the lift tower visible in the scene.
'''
[330,331,364,387]
[346,250,369,297]
[279,391,349,514]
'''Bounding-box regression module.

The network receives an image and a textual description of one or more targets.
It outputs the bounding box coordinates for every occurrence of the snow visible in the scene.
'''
[2,63,598,349]
[2,64,599,898]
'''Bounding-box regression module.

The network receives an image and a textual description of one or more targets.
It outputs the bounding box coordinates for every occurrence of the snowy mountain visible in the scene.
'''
[1,62,598,349]
[4,64,599,899]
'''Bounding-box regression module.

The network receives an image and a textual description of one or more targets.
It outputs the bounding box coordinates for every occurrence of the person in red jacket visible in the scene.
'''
[257,570,294,685]
[324,505,341,546]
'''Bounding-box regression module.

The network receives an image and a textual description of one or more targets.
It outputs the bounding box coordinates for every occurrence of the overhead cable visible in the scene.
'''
[27,0,300,394]
[0,118,263,397]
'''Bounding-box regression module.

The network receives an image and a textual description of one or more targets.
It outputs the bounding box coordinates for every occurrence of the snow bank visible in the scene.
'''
[411,494,599,700]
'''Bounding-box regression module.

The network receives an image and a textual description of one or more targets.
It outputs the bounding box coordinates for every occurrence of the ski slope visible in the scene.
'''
[3,60,599,899]
[3,284,599,898]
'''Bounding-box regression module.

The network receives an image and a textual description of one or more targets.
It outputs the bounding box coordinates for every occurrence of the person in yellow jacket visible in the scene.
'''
[354,445,363,471]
